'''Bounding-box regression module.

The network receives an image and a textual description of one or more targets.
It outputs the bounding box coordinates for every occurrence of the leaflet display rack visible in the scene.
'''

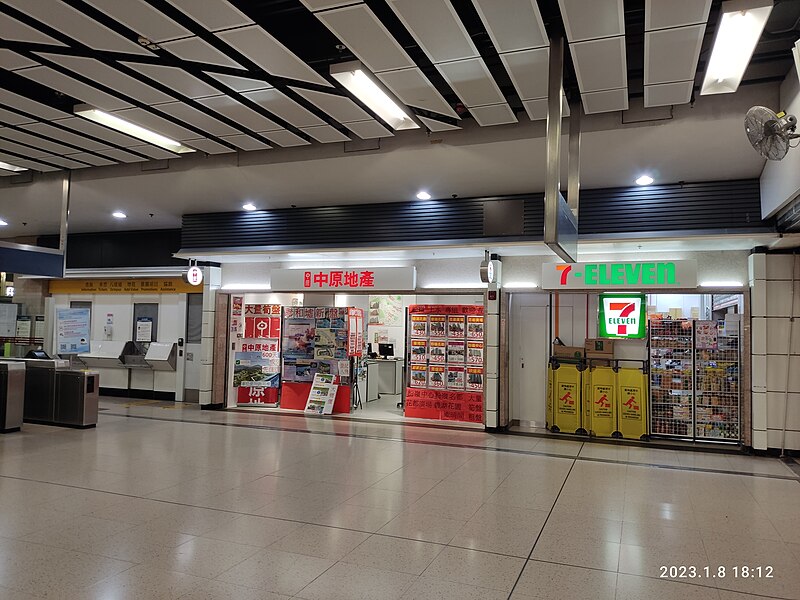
[404,304,484,423]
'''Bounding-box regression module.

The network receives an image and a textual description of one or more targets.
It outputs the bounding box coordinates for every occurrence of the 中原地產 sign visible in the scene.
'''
[541,260,697,290]
[598,293,647,339]
[270,267,416,291]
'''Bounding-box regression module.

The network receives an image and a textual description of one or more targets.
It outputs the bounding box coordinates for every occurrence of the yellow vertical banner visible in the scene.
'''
[548,363,583,434]
[586,366,617,438]
[617,368,648,440]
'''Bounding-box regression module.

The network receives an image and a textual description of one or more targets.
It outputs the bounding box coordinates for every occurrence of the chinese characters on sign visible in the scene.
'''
[270,267,416,292]
[304,270,376,289]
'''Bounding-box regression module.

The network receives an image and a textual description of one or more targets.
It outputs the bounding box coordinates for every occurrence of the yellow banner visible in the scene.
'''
[49,278,199,295]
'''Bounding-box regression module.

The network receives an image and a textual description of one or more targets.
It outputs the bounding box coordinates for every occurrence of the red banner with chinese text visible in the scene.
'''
[404,388,483,423]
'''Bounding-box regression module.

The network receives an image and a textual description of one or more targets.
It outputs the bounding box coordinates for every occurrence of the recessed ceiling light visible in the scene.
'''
[416,191,431,200]
[74,104,196,154]
[635,175,654,186]
[0,219,8,226]
[242,203,257,211]
[112,211,127,219]
[0,160,27,173]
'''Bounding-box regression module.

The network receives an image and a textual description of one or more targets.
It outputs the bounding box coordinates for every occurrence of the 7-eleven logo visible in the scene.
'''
[602,296,643,337]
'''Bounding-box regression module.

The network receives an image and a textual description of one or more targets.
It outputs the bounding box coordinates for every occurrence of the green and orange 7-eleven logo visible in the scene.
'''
[598,293,647,339]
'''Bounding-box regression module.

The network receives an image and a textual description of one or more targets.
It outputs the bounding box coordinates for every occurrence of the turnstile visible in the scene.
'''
[55,370,100,428]
[0,362,25,433]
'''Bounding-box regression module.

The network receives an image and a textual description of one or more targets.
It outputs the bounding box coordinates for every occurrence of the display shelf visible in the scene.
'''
[649,319,695,438]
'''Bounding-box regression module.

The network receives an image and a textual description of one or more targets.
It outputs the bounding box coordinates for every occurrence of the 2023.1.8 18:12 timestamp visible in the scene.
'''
[660,566,774,579]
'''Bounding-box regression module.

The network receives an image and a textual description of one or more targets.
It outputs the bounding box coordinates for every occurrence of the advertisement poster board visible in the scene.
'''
[695,320,719,349]
[410,339,427,362]
[368,295,403,326]
[410,315,428,338]
[231,296,244,335]
[135,317,153,342]
[467,316,484,340]
[304,373,338,414]
[34,315,46,340]
[15,316,31,339]
[56,308,90,354]
[234,349,281,406]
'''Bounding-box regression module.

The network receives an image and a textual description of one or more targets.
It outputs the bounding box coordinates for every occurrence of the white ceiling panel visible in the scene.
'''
[375,68,459,118]
[122,63,221,99]
[261,130,311,148]
[436,58,505,107]
[0,49,38,71]
[242,89,326,128]
[161,37,242,69]
[343,120,394,139]
[0,12,66,46]
[471,0,548,53]
[129,144,181,159]
[0,90,70,121]
[218,134,272,151]
[557,0,625,42]
[64,152,116,167]
[0,153,60,172]
[16,66,132,111]
[581,88,628,114]
[317,5,416,74]
[153,102,241,137]
[499,48,548,101]
[644,25,705,85]
[644,81,693,107]
[299,0,359,11]
[469,103,517,126]
[3,0,152,55]
[418,116,461,131]
[97,147,149,162]
[56,116,142,148]
[645,0,712,30]
[521,95,570,121]
[0,107,37,126]
[183,138,237,154]
[166,0,254,32]
[196,95,282,132]
[38,54,175,105]
[216,26,330,87]
[291,88,371,123]
[22,121,112,151]
[300,125,351,143]
[388,0,479,63]
[570,36,627,93]
[0,128,80,155]
[112,107,199,141]
[0,137,52,159]
[85,0,192,43]
[43,155,92,169]
[204,72,272,93]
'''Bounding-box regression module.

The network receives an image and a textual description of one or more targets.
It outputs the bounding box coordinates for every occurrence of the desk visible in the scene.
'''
[365,358,404,402]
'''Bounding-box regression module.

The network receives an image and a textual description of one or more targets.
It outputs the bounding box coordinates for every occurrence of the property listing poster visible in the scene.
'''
[404,304,485,423]
[230,296,244,335]
[281,307,352,386]
[234,347,281,406]
[368,295,403,326]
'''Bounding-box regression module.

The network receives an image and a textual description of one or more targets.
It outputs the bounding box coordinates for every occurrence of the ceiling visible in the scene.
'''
[0,0,797,238]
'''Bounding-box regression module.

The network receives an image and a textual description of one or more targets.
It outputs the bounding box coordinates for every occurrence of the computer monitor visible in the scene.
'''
[378,343,394,359]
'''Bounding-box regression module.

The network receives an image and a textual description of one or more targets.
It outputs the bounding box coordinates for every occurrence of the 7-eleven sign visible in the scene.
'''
[599,294,647,339]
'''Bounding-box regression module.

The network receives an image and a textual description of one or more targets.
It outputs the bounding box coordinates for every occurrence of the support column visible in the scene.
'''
[485,256,502,430]
[199,266,221,406]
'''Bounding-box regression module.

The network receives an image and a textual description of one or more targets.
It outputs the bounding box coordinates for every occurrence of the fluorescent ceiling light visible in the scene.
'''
[112,211,127,219]
[416,191,431,200]
[221,283,271,290]
[330,61,419,131]
[635,174,654,186]
[422,282,488,289]
[699,281,743,287]
[504,282,539,288]
[0,160,27,173]
[74,104,196,154]
[700,0,773,95]
[0,219,8,226]
[242,203,257,211]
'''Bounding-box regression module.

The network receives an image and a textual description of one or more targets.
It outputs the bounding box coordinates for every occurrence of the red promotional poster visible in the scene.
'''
[404,388,483,422]
[245,303,281,315]
[428,365,446,388]
[467,316,484,339]
[429,340,446,363]
[245,316,280,339]
[410,339,427,363]
[347,307,364,357]
[466,367,484,391]
[447,315,466,338]
[410,315,428,338]
[408,305,484,316]
[410,364,427,388]
[429,315,447,338]
[467,341,484,365]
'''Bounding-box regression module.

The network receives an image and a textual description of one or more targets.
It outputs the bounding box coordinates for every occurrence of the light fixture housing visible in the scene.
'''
[700,0,773,96]
[0,219,8,226]
[635,174,654,185]
[330,61,419,131]
[242,203,257,211]
[112,211,127,219]
[0,160,27,173]
[699,281,743,287]
[74,104,196,154]
[416,191,431,200]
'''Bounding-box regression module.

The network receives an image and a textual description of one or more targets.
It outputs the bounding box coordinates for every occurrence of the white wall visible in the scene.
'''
[760,68,800,218]
[750,253,800,451]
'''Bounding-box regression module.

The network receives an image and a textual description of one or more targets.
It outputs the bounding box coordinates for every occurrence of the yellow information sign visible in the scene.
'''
[49,278,199,295]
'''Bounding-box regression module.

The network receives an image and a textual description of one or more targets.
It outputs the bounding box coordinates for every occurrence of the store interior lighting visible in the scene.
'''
[330,61,419,131]
[0,219,8,226]
[112,211,127,219]
[503,282,539,288]
[221,283,271,290]
[416,191,432,200]
[699,281,743,287]
[74,104,196,153]
[635,174,654,185]
[700,0,773,95]
[0,160,28,173]
[242,203,257,211]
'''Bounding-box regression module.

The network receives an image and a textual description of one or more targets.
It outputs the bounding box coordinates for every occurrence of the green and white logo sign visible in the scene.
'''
[599,294,647,339]
[541,260,697,290]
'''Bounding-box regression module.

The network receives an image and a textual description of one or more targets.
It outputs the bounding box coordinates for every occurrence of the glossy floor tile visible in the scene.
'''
[0,397,797,599]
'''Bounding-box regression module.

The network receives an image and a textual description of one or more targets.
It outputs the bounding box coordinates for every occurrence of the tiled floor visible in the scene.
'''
[0,399,798,599]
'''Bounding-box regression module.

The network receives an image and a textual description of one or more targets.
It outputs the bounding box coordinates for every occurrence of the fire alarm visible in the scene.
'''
[184,266,203,286]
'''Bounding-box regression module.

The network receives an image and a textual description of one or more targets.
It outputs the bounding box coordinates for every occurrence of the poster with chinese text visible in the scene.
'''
[410,339,428,363]
[410,314,428,338]
[447,315,466,338]
[466,316,484,340]
[447,365,465,390]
